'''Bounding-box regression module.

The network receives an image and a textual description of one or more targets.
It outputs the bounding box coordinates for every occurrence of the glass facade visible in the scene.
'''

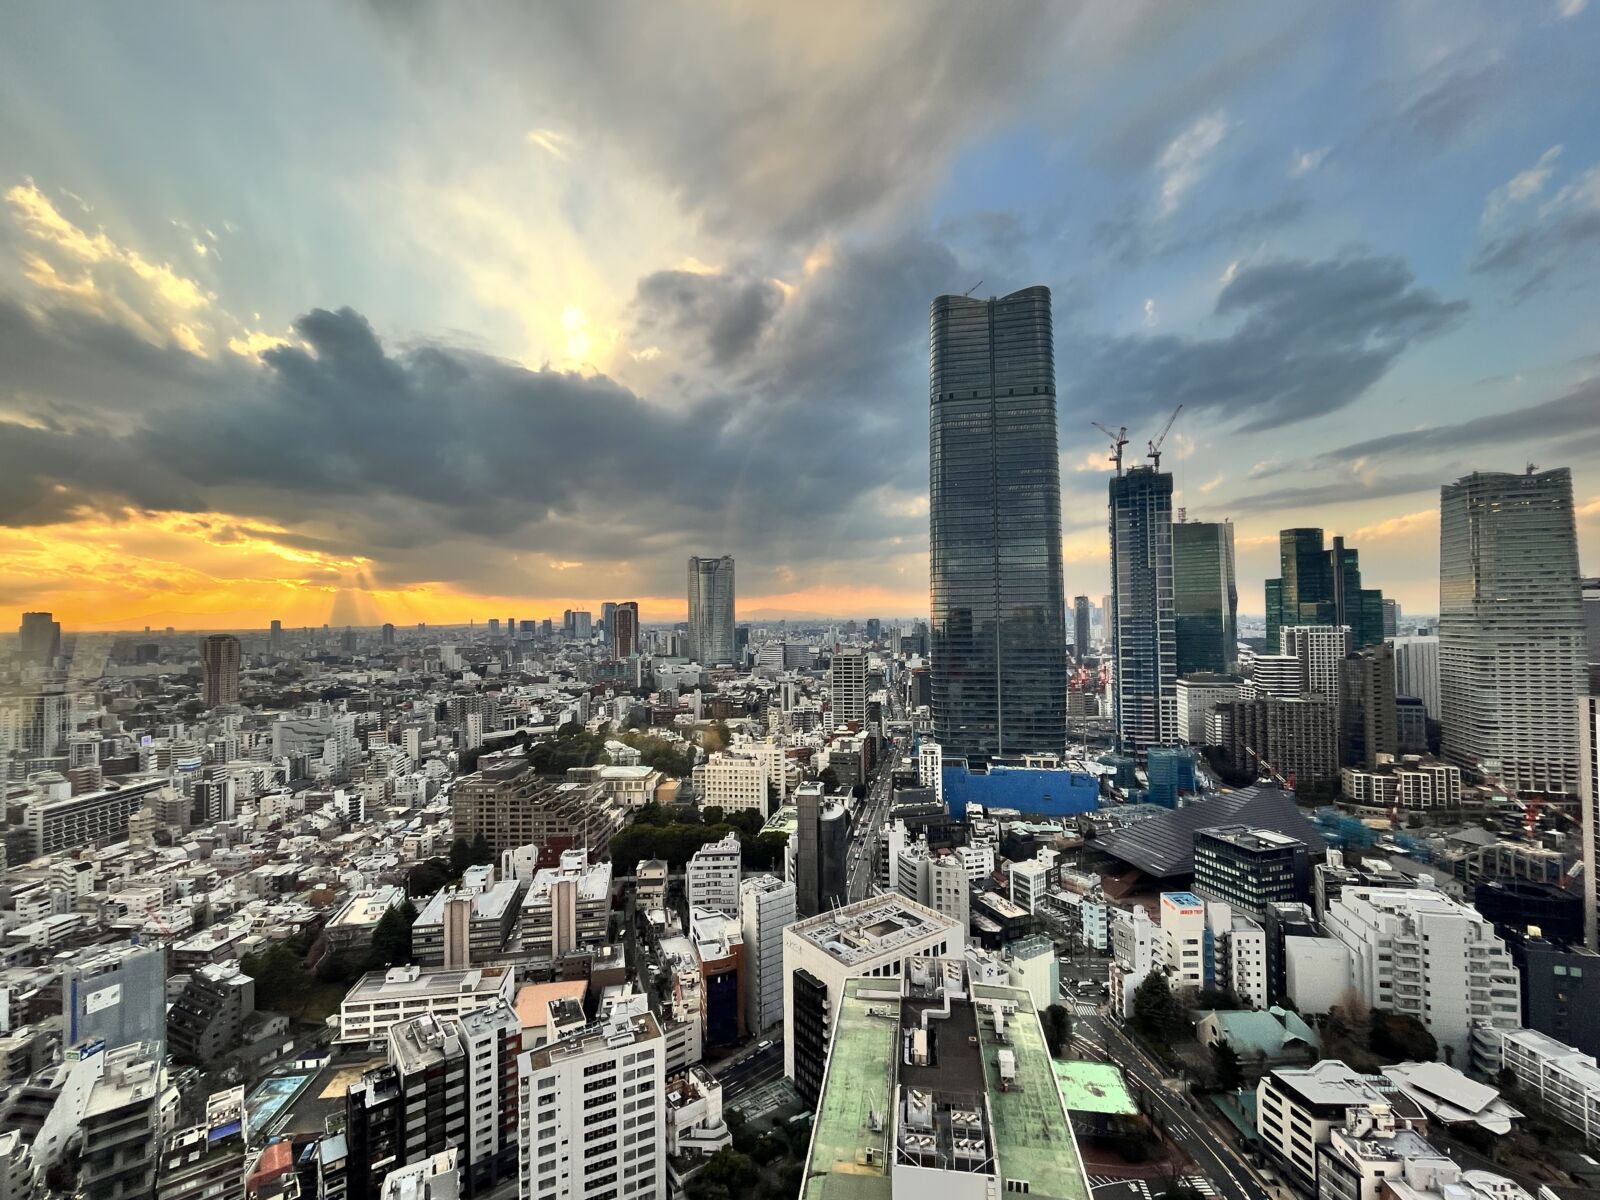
[686,555,735,665]
[1265,528,1385,651]
[1073,594,1091,660]
[1173,520,1237,676]
[1109,467,1176,752]
[928,285,1066,762]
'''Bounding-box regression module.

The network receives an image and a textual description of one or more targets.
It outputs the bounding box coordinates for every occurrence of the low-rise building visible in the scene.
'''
[337,964,516,1046]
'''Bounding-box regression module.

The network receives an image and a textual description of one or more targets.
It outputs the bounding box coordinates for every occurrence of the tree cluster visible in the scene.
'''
[1042,1004,1074,1058]
[1321,990,1437,1071]
[1131,971,1188,1043]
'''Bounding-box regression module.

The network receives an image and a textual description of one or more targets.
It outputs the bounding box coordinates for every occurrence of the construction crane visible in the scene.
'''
[1091,422,1129,475]
[964,280,984,297]
[1241,741,1291,790]
[1147,404,1184,470]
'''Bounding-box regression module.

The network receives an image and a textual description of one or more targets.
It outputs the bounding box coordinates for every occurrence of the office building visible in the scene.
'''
[1440,468,1586,795]
[1175,675,1240,745]
[1266,530,1385,653]
[1109,466,1176,753]
[1339,643,1398,769]
[1073,594,1091,659]
[1109,905,1161,1018]
[200,633,242,706]
[691,752,769,814]
[1322,887,1520,1064]
[1256,1061,1411,1194]
[516,1010,666,1200]
[1209,903,1269,1009]
[792,782,848,918]
[1389,635,1440,720]
[687,833,742,916]
[740,875,796,1034]
[1174,518,1238,676]
[1146,744,1198,807]
[928,285,1066,762]
[782,895,964,1104]
[63,943,167,1053]
[1382,597,1401,637]
[1396,695,1428,754]
[800,960,1088,1200]
[0,688,72,760]
[687,555,736,666]
[17,611,61,665]
[1160,891,1208,992]
[611,601,639,659]
[518,850,613,964]
[828,647,868,726]
[1193,826,1312,919]
[337,964,516,1045]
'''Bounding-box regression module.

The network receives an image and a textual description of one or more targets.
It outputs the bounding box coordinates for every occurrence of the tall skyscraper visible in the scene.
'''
[1109,466,1175,753]
[1265,528,1384,651]
[686,555,736,666]
[200,634,241,706]
[1582,689,1600,948]
[380,622,395,647]
[17,611,61,665]
[268,618,283,653]
[600,600,617,639]
[1173,519,1238,676]
[928,285,1066,762]
[611,601,640,658]
[1073,594,1091,659]
[1440,468,1586,796]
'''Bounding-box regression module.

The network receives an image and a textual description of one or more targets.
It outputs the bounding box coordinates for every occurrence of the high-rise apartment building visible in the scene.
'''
[928,286,1066,762]
[740,875,797,1034]
[1109,466,1176,752]
[1073,594,1091,659]
[516,1011,666,1200]
[381,622,395,646]
[1582,690,1600,949]
[1338,642,1398,769]
[686,833,742,916]
[268,618,283,653]
[1389,634,1441,720]
[200,633,241,706]
[1174,519,1238,676]
[686,556,735,666]
[611,601,640,658]
[828,647,868,726]
[1282,625,1350,701]
[1440,468,1587,795]
[17,611,61,665]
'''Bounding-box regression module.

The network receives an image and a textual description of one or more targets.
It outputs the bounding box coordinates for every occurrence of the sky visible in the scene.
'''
[2,1,1599,631]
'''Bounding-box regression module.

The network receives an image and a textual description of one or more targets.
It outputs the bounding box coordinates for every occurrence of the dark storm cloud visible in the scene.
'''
[1319,378,1600,463]
[632,269,784,367]
[1066,252,1466,433]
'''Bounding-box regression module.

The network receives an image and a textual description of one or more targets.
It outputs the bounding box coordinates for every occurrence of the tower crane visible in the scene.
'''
[1091,422,1129,476]
[1147,404,1184,470]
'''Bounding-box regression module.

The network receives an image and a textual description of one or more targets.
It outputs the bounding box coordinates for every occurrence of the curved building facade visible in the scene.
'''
[687,555,736,666]
[928,285,1066,762]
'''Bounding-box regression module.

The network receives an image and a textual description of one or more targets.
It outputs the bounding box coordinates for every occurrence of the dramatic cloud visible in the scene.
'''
[632,268,784,368]
[1320,378,1600,463]
[1066,252,1467,432]
[1473,160,1600,295]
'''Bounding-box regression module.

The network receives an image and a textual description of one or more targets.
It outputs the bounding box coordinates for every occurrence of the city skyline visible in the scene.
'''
[2,4,1599,629]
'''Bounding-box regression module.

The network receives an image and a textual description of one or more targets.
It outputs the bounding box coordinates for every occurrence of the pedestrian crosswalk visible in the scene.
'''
[1069,998,1101,1016]
[1182,1177,1218,1196]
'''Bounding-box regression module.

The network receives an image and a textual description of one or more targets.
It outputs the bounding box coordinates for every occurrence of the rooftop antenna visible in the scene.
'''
[1091,422,1129,476]
[1147,403,1184,471]
[963,280,984,297]
[1527,462,1537,475]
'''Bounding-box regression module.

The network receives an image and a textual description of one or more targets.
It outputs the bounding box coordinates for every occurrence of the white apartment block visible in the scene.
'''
[518,1011,666,1200]
[1010,859,1050,914]
[1109,904,1161,1019]
[1161,891,1207,992]
[686,834,742,916]
[1389,635,1441,719]
[1208,902,1268,1008]
[828,648,868,726]
[691,753,768,814]
[894,841,971,932]
[1341,760,1462,811]
[739,875,796,1034]
[1323,887,1521,1064]
[1283,625,1351,701]
[338,964,516,1045]
[1177,676,1241,745]
[1500,1027,1600,1146]
[1257,1061,1396,1193]
[1246,653,1305,701]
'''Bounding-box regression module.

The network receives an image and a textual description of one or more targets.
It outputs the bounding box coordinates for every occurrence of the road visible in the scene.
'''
[845,733,902,901]
[1072,1004,1270,1200]
[712,1041,784,1100]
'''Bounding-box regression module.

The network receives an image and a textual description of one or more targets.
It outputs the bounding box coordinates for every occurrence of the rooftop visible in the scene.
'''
[415,879,523,925]
[801,977,902,1200]
[1053,1059,1139,1116]
[513,980,588,1032]
[786,894,960,967]
[345,964,511,1002]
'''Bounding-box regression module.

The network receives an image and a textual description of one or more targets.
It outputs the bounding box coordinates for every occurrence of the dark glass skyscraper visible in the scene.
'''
[1265,527,1384,651]
[1109,467,1176,752]
[929,286,1066,762]
[1173,519,1237,676]
[1073,595,1091,660]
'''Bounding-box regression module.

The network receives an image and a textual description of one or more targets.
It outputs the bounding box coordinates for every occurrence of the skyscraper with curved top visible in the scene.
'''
[687,556,735,666]
[929,285,1066,762]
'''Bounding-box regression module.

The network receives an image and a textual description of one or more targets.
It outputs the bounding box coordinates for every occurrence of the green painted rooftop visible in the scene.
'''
[1052,1059,1139,1116]
[801,978,900,1200]
[972,983,1093,1200]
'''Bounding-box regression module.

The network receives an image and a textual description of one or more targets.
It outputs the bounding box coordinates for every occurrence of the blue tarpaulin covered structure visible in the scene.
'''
[942,762,1101,819]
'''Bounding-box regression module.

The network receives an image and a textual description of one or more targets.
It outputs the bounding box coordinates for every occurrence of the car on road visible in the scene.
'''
[757,1039,773,1050]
